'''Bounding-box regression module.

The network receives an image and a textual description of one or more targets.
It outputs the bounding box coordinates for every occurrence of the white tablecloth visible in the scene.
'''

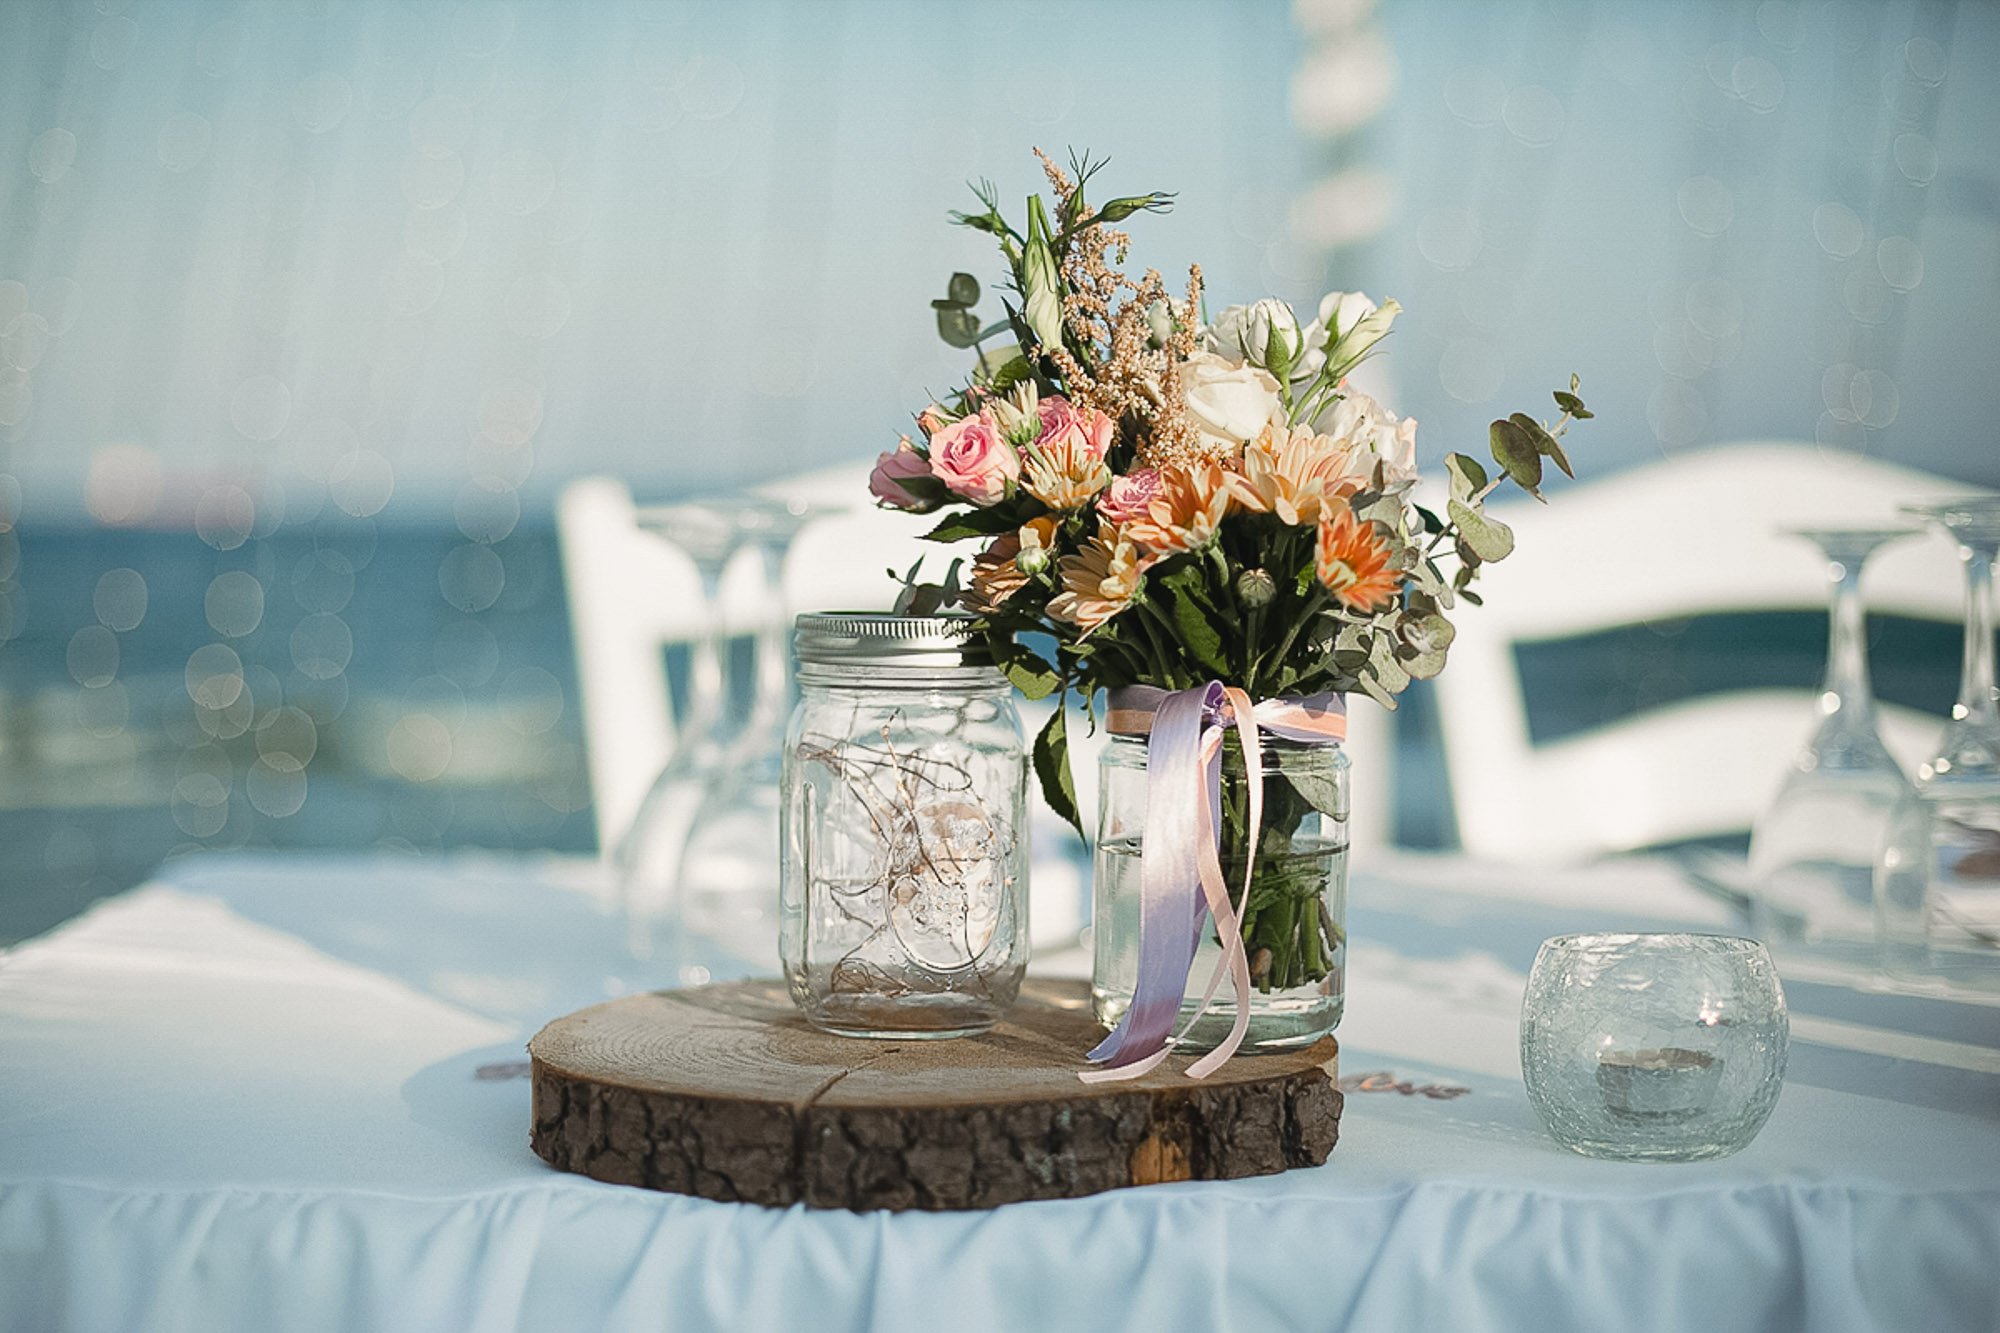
[2,852,1997,1332]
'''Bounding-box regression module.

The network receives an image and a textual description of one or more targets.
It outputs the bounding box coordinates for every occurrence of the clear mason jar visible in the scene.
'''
[780,612,1030,1037]
[1092,732,1348,1052]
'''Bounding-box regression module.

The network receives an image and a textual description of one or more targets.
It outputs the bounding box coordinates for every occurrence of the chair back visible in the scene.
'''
[1429,442,1978,864]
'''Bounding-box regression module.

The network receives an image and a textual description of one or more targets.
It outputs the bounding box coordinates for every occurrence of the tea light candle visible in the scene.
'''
[1596,1046,1721,1122]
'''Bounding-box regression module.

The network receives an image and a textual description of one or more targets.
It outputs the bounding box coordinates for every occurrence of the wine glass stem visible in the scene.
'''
[1957,545,1999,729]
[1825,559,1874,712]
[680,556,734,748]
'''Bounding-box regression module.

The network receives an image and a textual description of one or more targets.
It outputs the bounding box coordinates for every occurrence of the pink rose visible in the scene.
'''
[1036,395,1115,460]
[1096,467,1162,525]
[869,437,941,512]
[928,411,1020,506]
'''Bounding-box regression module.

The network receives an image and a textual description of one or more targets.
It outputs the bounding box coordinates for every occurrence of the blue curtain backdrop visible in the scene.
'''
[0,0,1994,939]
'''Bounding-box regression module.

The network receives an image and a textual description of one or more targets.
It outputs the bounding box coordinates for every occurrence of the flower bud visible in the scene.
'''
[1237,567,1277,607]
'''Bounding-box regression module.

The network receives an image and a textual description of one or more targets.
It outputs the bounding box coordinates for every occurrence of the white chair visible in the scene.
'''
[1429,442,1977,864]
[558,469,935,856]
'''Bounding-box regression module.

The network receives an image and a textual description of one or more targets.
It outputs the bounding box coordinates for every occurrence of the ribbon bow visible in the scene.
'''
[1081,683,1346,1083]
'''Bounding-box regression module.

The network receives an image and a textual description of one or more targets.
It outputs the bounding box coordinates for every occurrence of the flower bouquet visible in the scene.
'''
[868,151,1591,1077]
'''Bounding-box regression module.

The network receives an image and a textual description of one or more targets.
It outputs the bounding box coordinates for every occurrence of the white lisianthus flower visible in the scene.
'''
[1180,350,1285,450]
[1305,291,1403,382]
[1207,299,1310,378]
[1313,387,1420,485]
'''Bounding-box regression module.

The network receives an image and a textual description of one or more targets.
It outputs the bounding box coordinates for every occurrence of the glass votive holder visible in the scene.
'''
[1520,933,1788,1163]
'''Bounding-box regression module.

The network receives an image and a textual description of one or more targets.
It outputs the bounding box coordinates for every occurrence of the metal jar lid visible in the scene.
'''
[792,611,993,667]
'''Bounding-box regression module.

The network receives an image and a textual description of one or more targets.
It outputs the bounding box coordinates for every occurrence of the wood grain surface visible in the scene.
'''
[528,978,1342,1211]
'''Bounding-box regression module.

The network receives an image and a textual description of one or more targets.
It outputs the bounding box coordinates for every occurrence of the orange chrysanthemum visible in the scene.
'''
[966,516,1059,613]
[1124,461,1235,554]
[1315,504,1402,613]
[1047,528,1153,632]
[1227,420,1364,527]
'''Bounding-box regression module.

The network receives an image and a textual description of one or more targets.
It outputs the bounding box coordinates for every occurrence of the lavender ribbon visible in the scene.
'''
[1081,683,1347,1082]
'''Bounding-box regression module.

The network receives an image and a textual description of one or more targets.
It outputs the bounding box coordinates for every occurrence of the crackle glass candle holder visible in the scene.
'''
[1520,933,1788,1163]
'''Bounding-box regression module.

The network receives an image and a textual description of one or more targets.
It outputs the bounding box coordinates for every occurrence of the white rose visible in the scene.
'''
[1208,299,1309,378]
[1313,388,1420,484]
[1180,351,1285,450]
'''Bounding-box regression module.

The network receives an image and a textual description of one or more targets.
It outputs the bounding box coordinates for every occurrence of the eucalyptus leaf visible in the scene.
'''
[1357,667,1400,710]
[1554,389,1593,420]
[1509,412,1574,480]
[1285,768,1347,820]
[1450,499,1516,561]
[1368,633,1411,693]
[1403,648,1449,680]
[1488,418,1545,499]
[1359,492,1404,528]
[936,305,982,348]
[947,272,980,306]
[1445,453,1488,505]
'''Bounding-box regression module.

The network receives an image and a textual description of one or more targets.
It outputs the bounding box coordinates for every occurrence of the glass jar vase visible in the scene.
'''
[780,612,1029,1038]
[1091,732,1349,1052]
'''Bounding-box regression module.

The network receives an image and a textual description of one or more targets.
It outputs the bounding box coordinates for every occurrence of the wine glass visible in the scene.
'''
[1877,497,2000,993]
[1748,528,1916,967]
[615,497,812,981]
[669,504,815,980]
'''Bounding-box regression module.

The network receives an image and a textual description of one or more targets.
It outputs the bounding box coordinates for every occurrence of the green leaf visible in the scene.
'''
[921,507,1022,542]
[1488,418,1544,499]
[947,272,980,306]
[894,473,950,506]
[1284,768,1347,820]
[1553,389,1593,420]
[1356,667,1401,710]
[1358,491,1404,528]
[1153,564,1229,675]
[993,639,1061,700]
[935,305,982,348]
[1511,412,1574,481]
[1445,453,1488,506]
[1413,504,1446,536]
[1368,633,1411,692]
[1032,702,1085,840]
[1449,499,1516,562]
[979,352,1032,395]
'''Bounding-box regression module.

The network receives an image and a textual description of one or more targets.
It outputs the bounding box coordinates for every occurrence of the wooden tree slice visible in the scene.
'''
[529,978,1341,1211]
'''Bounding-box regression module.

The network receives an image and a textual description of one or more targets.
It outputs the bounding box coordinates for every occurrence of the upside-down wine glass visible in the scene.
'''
[615,498,810,981]
[1877,497,2000,993]
[669,500,817,980]
[1748,527,1915,967]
